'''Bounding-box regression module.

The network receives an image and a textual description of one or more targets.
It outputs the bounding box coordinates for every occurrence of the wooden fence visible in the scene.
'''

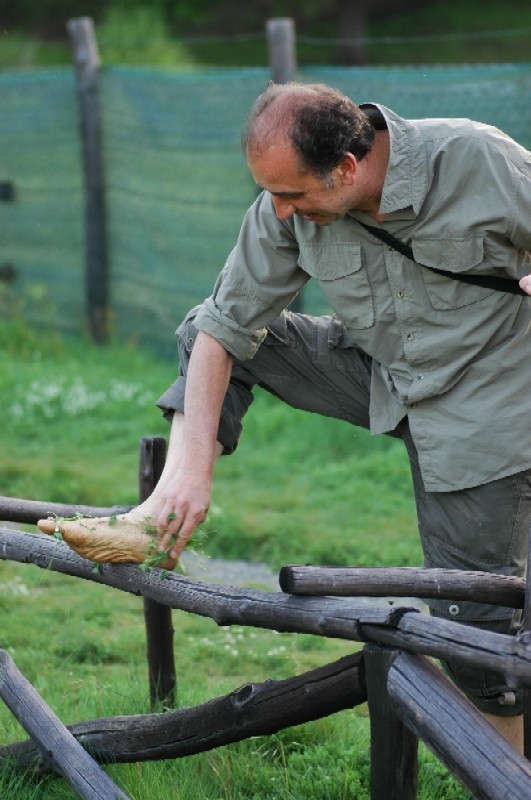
[68,16,296,343]
[1,437,531,798]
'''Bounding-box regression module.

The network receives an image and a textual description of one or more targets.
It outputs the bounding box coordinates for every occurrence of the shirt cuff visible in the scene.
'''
[193,298,268,361]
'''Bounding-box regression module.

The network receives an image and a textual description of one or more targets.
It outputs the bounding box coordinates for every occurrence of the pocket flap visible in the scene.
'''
[412,236,484,272]
[298,242,362,280]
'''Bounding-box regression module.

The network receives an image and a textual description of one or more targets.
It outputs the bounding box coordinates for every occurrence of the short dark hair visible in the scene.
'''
[242,82,375,179]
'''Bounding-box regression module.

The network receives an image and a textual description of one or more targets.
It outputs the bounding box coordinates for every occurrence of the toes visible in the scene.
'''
[37,518,58,535]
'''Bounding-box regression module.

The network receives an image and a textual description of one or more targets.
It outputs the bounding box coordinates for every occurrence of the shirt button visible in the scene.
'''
[417,374,424,380]
[406,333,414,341]
[397,290,405,299]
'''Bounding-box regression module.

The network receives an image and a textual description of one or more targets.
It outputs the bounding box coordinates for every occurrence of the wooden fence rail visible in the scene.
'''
[0,495,132,525]
[2,527,531,687]
[2,525,531,798]
[388,650,531,799]
[0,650,130,799]
[2,479,531,798]
[280,564,526,608]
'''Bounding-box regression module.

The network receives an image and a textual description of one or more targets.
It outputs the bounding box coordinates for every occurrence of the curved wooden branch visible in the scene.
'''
[0,653,365,772]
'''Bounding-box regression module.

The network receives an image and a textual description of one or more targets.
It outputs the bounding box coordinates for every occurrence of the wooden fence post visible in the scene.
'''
[266,18,296,84]
[266,17,303,314]
[139,436,176,708]
[388,651,531,799]
[363,644,418,800]
[67,17,110,344]
[523,523,531,759]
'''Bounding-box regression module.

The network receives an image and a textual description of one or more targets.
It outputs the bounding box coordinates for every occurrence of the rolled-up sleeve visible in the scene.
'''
[194,296,269,360]
[193,192,308,361]
[510,162,531,255]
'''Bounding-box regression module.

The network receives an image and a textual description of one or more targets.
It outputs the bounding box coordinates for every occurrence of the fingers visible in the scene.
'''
[157,505,208,559]
[519,274,531,295]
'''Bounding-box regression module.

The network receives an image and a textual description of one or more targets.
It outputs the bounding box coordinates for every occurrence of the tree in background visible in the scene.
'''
[0,0,109,38]
[0,0,436,64]
[333,0,426,63]
[1,0,529,66]
[162,0,428,64]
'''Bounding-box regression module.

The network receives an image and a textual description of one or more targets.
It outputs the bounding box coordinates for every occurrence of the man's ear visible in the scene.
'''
[336,153,357,185]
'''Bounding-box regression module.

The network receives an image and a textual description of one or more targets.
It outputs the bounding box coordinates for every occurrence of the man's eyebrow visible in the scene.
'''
[268,190,305,198]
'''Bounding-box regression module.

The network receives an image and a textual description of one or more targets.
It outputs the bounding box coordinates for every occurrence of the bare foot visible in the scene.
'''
[37,514,177,570]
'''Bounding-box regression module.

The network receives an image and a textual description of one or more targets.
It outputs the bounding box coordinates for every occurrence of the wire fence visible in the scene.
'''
[2,61,531,356]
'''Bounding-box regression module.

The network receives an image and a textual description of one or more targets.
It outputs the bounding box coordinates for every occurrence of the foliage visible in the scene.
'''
[0,0,109,37]
[1,0,531,68]
[0,313,420,566]
[97,5,194,68]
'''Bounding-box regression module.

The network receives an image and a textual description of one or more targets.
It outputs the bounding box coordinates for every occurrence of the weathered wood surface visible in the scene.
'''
[364,645,417,800]
[388,652,531,800]
[362,613,531,685]
[138,436,176,709]
[0,495,132,525]
[0,654,365,771]
[2,527,531,685]
[0,650,129,799]
[0,528,410,632]
[280,565,525,608]
[523,524,531,760]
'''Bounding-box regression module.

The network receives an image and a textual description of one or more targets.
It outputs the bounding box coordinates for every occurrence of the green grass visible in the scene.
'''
[0,2,513,791]
[0,319,470,799]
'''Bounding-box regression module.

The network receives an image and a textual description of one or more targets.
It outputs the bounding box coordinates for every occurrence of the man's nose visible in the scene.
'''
[272,195,296,220]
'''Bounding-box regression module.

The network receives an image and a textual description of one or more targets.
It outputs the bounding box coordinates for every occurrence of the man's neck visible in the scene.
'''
[356,129,390,220]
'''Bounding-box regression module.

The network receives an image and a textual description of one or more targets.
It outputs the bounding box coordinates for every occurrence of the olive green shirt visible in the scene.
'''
[194,104,531,491]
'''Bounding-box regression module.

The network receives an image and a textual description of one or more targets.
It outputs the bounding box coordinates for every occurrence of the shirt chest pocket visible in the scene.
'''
[412,236,493,310]
[298,242,375,329]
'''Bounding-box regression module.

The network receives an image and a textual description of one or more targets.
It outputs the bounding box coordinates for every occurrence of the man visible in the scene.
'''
[41,82,531,748]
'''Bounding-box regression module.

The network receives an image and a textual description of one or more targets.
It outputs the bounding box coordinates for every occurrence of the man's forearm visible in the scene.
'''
[182,330,233,478]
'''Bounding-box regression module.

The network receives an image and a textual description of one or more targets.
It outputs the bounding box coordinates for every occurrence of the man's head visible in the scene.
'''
[241,82,375,181]
[242,82,379,225]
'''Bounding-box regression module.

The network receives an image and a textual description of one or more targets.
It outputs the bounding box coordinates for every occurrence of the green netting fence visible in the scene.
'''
[2,63,531,357]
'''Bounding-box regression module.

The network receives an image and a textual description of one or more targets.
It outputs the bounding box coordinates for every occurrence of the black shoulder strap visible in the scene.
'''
[356,220,526,296]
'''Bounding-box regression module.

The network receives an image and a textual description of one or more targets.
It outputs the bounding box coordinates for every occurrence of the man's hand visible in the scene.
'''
[156,467,213,560]
[152,330,232,562]
[519,274,531,295]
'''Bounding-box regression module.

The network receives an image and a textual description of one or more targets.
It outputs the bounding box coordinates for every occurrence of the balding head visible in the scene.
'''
[241,82,375,180]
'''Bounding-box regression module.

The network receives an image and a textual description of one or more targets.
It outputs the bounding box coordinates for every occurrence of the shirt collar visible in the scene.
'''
[360,103,429,216]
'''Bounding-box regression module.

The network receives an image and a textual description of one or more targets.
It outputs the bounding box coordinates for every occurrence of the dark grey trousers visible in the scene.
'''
[157,309,531,715]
